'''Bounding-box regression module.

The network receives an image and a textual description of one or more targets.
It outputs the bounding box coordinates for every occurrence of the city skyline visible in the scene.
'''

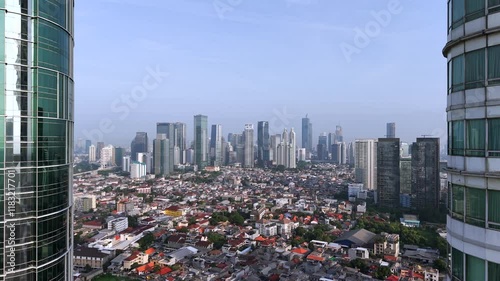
[75,1,447,146]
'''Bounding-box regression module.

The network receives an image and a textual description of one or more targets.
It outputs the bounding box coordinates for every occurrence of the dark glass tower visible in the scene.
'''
[376,138,400,209]
[130,132,148,162]
[411,138,440,210]
[301,115,312,154]
[1,0,74,279]
[386,122,396,138]
[257,121,269,167]
[194,115,208,169]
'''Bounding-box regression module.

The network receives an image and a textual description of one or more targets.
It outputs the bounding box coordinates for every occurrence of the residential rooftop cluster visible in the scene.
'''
[73,164,446,281]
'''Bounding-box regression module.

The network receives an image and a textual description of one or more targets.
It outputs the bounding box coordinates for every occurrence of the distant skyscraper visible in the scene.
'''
[399,157,412,195]
[277,128,296,168]
[270,134,281,164]
[130,161,147,179]
[174,122,187,164]
[131,132,148,161]
[96,141,105,161]
[243,124,255,168]
[332,142,347,164]
[257,121,270,167]
[137,152,153,174]
[411,138,440,210]
[123,156,131,172]
[194,115,208,168]
[335,125,343,143]
[355,139,377,190]
[328,132,335,153]
[302,115,313,154]
[400,142,410,157]
[153,134,170,176]
[317,134,328,160]
[386,122,396,138]
[85,139,92,154]
[115,147,125,167]
[347,142,355,166]
[210,124,223,166]
[101,145,115,167]
[156,123,175,173]
[89,145,97,162]
[377,138,400,208]
[298,148,307,161]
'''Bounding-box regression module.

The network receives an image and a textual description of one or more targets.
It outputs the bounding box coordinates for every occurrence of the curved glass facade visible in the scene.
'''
[445,0,500,280]
[0,0,74,280]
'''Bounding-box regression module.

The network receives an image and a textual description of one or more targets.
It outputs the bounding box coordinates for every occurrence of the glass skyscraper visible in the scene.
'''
[445,1,500,280]
[1,0,74,279]
[194,115,208,169]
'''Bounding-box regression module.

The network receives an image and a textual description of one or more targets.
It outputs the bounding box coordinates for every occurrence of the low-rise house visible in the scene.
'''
[73,247,110,269]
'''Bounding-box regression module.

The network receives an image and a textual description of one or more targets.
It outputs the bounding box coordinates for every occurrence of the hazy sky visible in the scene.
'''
[75,0,447,148]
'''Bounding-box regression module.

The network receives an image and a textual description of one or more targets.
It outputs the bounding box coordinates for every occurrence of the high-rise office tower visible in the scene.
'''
[445,3,500,279]
[399,157,412,195]
[96,141,105,161]
[289,128,297,168]
[276,128,296,168]
[257,121,270,167]
[131,132,148,161]
[243,124,254,168]
[355,139,377,190]
[302,115,313,154]
[317,134,328,160]
[101,145,115,167]
[123,156,131,172]
[137,152,153,174]
[210,124,223,167]
[114,147,125,167]
[386,122,396,138]
[411,138,440,210]
[85,140,92,155]
[377,138,400,208]
[174,122,187,164]
[335,125,343,143]
[347,142,356,166]
[270,134,281,164]
[194,115,208,169]
[156,123,175,173]
[332,142,347,164]
[400,142,410,157]
[0,0,74,278]
[89,145,97,162]
[153,134,170,176]
[328,132,335,153]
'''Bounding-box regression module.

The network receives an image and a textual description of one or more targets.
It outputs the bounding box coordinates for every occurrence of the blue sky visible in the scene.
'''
[75,0,447,147]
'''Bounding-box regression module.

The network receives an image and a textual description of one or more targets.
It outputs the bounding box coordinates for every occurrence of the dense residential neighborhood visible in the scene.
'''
[73,164,447,281]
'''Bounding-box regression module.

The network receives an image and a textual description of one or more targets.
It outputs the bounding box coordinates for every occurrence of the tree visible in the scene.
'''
[374,266,392,279]
[188,217,197,225]
[349,259,369,274]
[128,216,138,228]
[138,232,155,250]
[229,212,245,226]
[433,258,447,272]
[207,232,227,249]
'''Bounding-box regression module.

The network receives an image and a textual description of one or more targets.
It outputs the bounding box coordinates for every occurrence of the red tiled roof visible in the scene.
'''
[291,248,308,255]
[158,267,172,275]
[307,254,325,262]
[386,275,399,281]
[145,248,155,255]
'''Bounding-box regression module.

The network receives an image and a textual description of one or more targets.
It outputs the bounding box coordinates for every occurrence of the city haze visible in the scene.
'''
[75,0,447,147]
